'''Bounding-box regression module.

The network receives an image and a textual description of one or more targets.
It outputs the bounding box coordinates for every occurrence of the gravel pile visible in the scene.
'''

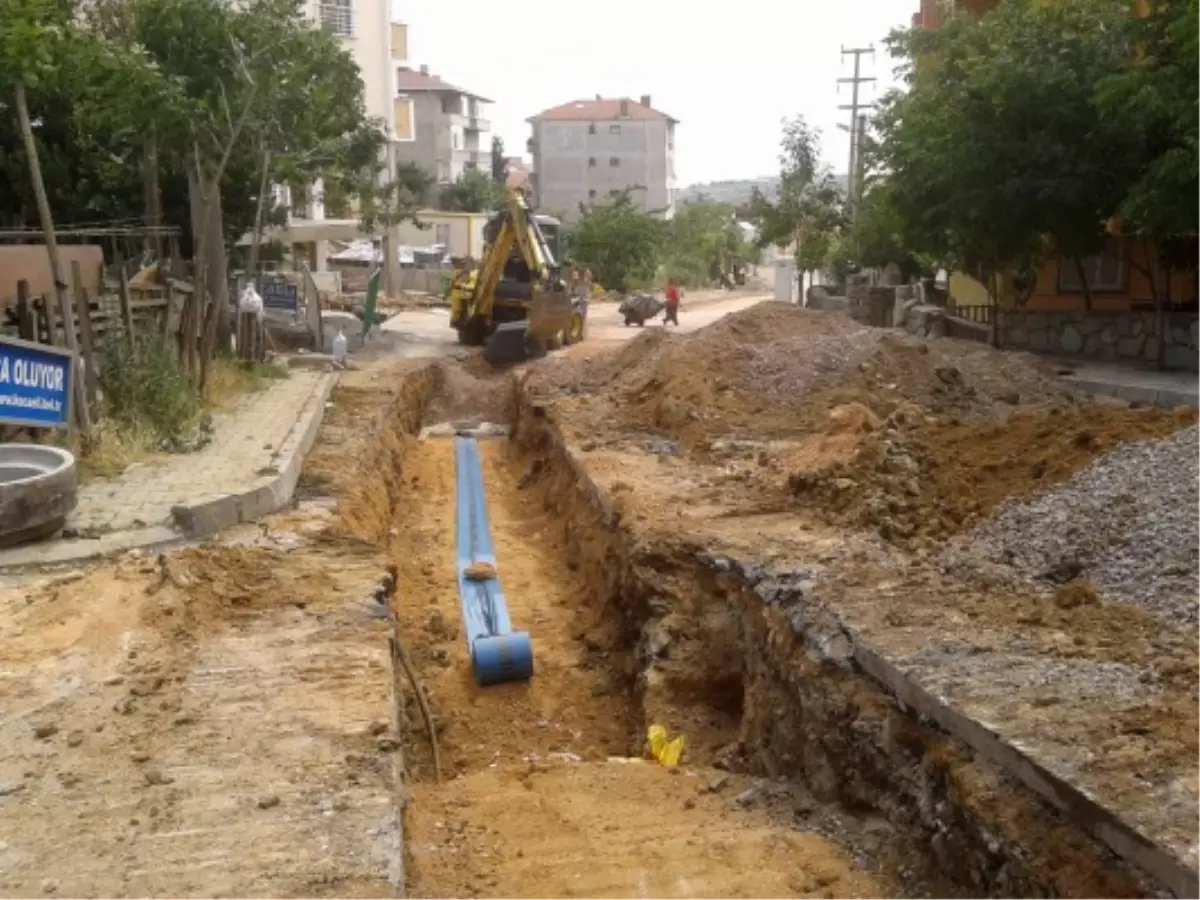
[941,425,1200,627]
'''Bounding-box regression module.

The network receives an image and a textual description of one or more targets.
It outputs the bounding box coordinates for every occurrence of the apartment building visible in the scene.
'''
[527,96,677,222]
[274,0,396,227]
[389,24,492,203]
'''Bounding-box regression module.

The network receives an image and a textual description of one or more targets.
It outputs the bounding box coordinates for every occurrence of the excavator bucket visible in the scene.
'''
[525,289,572,342]
[483,322,534,366]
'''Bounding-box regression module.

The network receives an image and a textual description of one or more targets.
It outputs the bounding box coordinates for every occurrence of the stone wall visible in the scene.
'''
[997,308,1199,372]
[846,285,895,327]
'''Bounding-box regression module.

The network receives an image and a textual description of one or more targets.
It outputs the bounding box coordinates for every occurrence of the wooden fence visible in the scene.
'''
[1,259,196,431]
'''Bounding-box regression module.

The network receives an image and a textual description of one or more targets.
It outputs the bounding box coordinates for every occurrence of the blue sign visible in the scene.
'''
[0,336,74,429]
[260,279,299,312]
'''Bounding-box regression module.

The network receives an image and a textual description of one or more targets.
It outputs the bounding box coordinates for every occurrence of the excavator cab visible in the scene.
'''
[447,192,583,365]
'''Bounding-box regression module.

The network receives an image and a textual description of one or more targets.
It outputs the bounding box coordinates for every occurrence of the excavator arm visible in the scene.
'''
[450,190,576,364]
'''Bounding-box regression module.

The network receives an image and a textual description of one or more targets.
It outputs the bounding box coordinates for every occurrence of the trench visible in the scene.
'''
[359,360,1157,899]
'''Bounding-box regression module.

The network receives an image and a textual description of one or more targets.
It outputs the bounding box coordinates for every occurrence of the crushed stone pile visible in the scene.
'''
[527,302,1083,450]
[788,405,1198,550]
[940,425,1200,627]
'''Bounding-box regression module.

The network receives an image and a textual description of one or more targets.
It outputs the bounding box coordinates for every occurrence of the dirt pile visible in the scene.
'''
[528,302,1082,452]
[788,405,1197,550]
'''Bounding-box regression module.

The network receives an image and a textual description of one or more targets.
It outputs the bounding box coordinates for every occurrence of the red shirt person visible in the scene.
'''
[663,279,681,326]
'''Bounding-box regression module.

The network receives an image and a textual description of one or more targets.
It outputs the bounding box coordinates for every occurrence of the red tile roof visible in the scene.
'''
[529,97,676,124]
[395,67,491,103]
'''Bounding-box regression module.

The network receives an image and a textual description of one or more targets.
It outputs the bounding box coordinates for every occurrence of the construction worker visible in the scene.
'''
[663,278,681,326]
[576,267,594,300]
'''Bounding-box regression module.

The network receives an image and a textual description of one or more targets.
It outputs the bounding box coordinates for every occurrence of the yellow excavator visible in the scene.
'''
[447,190,587,365]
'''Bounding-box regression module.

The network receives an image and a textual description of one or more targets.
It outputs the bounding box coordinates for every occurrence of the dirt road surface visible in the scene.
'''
[378,290,769,360]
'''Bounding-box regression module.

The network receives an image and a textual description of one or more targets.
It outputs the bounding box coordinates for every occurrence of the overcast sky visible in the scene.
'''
[389,0,915,186]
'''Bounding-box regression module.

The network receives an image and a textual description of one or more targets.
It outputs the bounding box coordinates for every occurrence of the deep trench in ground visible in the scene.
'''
[358,361,1156,900]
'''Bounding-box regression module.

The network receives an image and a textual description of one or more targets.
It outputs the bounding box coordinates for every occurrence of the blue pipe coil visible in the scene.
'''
[453,436,534,686]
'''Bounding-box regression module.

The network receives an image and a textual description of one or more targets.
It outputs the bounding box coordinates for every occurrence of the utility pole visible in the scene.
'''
[837,45,876,226]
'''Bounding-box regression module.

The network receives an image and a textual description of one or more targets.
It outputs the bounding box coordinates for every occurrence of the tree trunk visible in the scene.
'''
[1145,238,1166,371]
[247,147,272,278]
[186,166,207,382]
[15,80,91,437]
[1073,257,1094,310]
[144,128,163,262]
[198,178,229,394]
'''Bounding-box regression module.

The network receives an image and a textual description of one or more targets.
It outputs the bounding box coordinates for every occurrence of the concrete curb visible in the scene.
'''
[0,372,340,574]
[170,372,338,537]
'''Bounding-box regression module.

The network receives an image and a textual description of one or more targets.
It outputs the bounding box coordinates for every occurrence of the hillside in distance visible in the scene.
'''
[679,174,849,208]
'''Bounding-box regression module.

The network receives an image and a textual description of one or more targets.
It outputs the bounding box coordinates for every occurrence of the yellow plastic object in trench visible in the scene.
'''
[647,724,685,767]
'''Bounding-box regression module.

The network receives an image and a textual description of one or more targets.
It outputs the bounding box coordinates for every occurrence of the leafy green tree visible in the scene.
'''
[440,167,502,212]
[872,0,1141,305]
[568,191,666,291]
[850,183,932,281]
[663,199,753,287]
[1094,0,1198,302]
[746,115,845,273]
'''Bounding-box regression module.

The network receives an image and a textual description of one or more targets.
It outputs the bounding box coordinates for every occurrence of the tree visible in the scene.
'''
[872,0,1142,306]
[440,167,502,213]
[0,0,181,432]
[663,199,754,287]
[568,190,666,292]
[746,115,845,274]
[490,135,506,185]
[1094,0,1198,307]
[359,159,429,234]
[850,182,934,282]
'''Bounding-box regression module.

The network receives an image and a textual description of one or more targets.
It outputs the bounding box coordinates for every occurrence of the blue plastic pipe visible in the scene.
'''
[453,436,534,686]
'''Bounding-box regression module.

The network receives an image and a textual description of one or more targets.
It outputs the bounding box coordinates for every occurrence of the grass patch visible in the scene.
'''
[80,333,289,480]
[206,356,289,411]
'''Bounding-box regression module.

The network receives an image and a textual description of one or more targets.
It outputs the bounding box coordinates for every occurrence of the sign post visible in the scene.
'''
[259,278,300,324]
[0,335,75,430]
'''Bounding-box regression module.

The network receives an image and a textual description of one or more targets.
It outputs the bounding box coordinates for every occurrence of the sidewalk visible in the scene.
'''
[1058,360,1198,409]
[0,369,338,571]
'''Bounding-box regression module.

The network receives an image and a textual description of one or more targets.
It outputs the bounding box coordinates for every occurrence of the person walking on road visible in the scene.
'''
[663,278,682,327]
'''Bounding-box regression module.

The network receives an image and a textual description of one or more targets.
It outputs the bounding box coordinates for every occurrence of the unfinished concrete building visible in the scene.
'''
[527,96,677,222]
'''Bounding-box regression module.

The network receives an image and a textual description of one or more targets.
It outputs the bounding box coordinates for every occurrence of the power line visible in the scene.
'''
[837,45,877,225]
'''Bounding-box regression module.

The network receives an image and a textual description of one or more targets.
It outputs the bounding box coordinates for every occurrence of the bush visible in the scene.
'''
[96,331,204,451]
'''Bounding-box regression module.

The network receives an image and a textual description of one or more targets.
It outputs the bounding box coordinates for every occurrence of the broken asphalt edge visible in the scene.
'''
[534,408,1199,900]
[0,372,340,575]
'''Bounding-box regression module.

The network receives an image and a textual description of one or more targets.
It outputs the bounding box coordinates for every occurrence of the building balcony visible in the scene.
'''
[443,111,489,132]
[318,2,353,37]
[452,148,489,169]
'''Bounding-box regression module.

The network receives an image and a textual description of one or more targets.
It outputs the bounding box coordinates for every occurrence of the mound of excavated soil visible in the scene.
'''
[788,405,1198,551]
[529,303,1198,559]
[527,302,1082,452]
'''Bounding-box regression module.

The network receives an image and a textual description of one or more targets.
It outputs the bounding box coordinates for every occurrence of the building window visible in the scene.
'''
[1059,239,1127,293]
[436,161,450,183]
[435,224,451,245]
[588,157,596,167]
[588,123,596,135]
[588,189,597,199]
[609,157,620,167]
[609,189,621,197]
[609,124,621,134]
[318,0,353,36]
